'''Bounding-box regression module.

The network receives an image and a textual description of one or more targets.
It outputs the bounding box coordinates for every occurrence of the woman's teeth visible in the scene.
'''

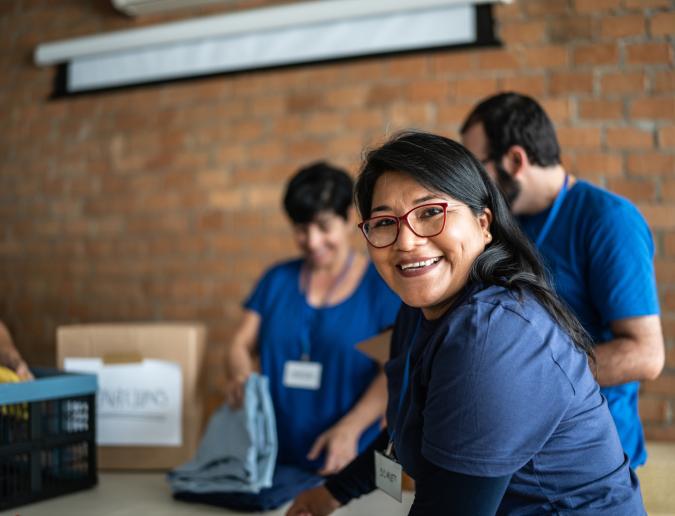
[399,257,440,270]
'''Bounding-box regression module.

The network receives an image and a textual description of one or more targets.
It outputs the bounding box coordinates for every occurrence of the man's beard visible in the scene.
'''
[494,163,521,208]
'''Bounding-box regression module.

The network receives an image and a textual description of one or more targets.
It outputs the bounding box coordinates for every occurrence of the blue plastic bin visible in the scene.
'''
[0,368,98,510]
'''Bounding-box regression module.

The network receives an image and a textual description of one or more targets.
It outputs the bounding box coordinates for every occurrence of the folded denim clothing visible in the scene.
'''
[167,373,276,494]
[174,463,323,512]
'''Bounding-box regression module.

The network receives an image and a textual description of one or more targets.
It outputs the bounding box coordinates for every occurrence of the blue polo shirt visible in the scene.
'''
[519,180,659,467]
[386,285,645,514]
[245,259,400,471]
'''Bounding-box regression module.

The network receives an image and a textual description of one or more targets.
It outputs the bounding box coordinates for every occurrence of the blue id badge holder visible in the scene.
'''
[375,441,403,502]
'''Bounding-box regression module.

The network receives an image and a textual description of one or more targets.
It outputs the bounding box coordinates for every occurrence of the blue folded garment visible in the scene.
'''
[174,463,322,512]
[167,373,277,494]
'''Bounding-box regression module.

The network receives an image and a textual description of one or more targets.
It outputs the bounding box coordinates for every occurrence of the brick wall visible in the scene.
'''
[1,0,674,438]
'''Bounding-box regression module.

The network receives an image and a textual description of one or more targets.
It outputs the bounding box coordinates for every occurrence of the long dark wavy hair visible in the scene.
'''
[355,131,594,359]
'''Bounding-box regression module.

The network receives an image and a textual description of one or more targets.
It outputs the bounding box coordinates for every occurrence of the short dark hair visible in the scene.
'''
[355,131,592,359]
[283,161,353,224]
[460,92,561,167]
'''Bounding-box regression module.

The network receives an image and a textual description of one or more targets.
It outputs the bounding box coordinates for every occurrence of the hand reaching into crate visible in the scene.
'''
[0,321,33,381]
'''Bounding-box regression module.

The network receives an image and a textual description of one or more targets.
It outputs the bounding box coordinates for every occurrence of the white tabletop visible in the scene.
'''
[4,473,414,516]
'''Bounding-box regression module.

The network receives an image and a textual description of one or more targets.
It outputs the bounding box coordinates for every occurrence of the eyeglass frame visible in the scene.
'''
[358,202,451,249]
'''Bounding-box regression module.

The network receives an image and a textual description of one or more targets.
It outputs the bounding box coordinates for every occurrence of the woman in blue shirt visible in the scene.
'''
[223,162,400,475]
[287,133,644,515]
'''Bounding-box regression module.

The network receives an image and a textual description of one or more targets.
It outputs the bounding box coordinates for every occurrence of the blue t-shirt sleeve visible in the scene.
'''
[243,263,291,316]
[421,302,573,477]
[586,203,659,324]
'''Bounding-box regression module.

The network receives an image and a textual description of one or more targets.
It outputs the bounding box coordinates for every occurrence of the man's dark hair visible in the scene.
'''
[460,92,562,167]
[283,161,353,224]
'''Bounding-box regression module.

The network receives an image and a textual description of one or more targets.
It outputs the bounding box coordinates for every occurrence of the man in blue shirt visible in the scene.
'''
[461,92,664,468]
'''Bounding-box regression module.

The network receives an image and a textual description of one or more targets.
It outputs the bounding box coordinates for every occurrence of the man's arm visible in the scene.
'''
[594,315,664,387]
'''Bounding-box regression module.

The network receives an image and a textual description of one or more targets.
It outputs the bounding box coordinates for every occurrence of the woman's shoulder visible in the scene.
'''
[441,283,560,345]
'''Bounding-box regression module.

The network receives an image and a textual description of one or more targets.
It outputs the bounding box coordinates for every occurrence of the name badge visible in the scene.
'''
[283,360,322,390]
[374,450,402,502]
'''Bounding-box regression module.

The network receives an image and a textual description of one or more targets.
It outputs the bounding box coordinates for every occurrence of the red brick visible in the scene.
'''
[573,43,619,66]
[663,179,675,201]
[627,153,675,176]
[305,112,344,136]
[550,72,594,95]
[659,126,675,148]
[286,92,324,113]
[431,53,476,74]
[498,75,546,98]
[606,127,653,149]
[573,0,622,11]
[541,98,573,123]
[557,127,602,148]
[667,342,675,366]
[448,77,499,100]
[645,426,675,441]
[630,97,675,120]
[607,177,657,201]
[600,14,645,39]
[386,54,430,77]
[388,102,434,129]
[623,0,671,8]
[406,80,449,103]
[651,11,675,36]
[437,102,479,126]
[523,0,570,17]
[499,20,547,45]
[575,153,623,176]
[494,1,520,19]
[549,15,593,43]
[476,49,520,70]
[626,42,673,65]
[579,99,624,120]
[655,259,675,283]
[666,232,675,257]
[653,71,675,95]
[345,110,385,132]
[637,203,675,228]
[521,46,569,68]
[600,71,645,95]
[323,85,368,109]
[639,397,671,424]
[366,84,404,107]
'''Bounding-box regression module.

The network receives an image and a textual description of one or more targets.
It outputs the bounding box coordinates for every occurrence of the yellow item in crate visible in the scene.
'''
[0,365,29,420]
[0,365,21,383]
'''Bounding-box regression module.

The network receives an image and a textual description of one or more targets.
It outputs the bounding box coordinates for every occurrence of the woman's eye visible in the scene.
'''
[419,206,443,219]
[372,218,396,229]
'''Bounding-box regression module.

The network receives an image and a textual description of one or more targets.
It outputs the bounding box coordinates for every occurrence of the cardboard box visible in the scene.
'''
[57,323,206,470]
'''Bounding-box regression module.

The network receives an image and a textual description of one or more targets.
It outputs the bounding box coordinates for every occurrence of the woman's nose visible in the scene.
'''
[394,220,425,250]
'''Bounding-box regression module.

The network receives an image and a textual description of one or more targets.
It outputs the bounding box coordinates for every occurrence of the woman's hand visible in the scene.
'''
[222,372,249,409]
[14,360,34,381]
[307,421,360,475]
[285,485,341,516]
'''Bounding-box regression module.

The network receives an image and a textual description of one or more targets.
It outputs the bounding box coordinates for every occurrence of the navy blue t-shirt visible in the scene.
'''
[386,285,645,514]
[245,259,401,471]
[519,180,659,467]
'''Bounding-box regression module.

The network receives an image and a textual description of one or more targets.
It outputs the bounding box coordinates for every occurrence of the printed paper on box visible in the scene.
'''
[64,357,182,446]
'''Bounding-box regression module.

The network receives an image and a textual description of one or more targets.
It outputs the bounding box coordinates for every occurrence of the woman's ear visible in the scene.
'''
[479,208,493,244]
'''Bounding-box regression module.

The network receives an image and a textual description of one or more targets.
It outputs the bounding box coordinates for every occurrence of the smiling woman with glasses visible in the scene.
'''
[287,132,646,516]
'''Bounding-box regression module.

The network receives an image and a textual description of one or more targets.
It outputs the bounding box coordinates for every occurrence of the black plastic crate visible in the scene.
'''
[0,368,97,510]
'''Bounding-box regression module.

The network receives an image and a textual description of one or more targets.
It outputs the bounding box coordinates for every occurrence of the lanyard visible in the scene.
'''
[386,314,422,456]
[299,251,355,360]
[535,174,569,248]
